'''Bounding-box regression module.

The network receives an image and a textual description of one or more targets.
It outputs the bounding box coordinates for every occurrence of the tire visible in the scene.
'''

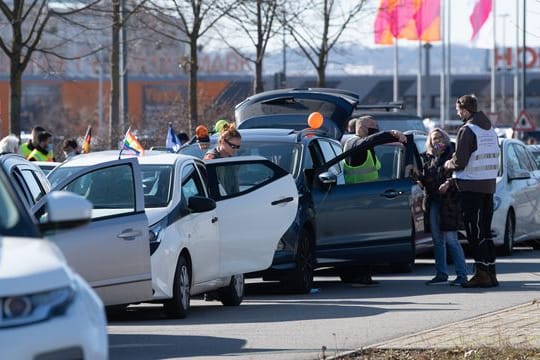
[281,228,314,294]
[163,255,191,319]
[218,274,244,306]
[500,212,514,256]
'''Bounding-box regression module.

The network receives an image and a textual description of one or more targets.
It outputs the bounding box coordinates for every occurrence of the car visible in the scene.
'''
[33,161,61,175]
[492,138,540,254]
[180,128,429,293]
[48,151,298,318]
[527,144,540,168]
[0,161,108,359]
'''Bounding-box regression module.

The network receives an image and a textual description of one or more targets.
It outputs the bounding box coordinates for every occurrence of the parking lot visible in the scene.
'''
[108,247,540,360]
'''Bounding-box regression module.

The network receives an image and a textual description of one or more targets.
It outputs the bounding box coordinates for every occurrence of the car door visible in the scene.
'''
[35,158,152,306]
[178,161,220,285]
[204,157,298,276]
[309,137,415,266]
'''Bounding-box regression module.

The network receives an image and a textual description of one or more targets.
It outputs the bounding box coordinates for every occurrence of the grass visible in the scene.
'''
[335,347,540,359]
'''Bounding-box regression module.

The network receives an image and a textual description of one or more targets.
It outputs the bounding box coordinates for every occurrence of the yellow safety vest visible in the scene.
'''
[20,142,34,158]
[27,149,53,162]
[343,150,381,183]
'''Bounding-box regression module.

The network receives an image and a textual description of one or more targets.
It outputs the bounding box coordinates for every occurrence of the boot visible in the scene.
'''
[488,264,499,287]
[462,263,493,288]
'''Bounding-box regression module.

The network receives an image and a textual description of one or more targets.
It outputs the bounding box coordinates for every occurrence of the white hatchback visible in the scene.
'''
[0,170,107,359]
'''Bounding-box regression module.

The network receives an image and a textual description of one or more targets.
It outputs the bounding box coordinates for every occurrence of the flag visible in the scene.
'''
[165,123,182,152]
[122,128,145,156]
[469,0,492,41]
[374,0,440,45]
[81,125,92,154]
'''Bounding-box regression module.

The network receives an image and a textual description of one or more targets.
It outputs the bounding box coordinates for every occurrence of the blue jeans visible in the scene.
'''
[429,200,468,278]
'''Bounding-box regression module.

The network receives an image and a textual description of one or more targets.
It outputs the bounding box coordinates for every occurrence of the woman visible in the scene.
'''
[203,122,241,160]
[419,128,468,286]
[0,134,19,154]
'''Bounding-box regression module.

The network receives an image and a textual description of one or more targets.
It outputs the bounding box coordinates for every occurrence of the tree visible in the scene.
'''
[221,0,283,94]
[284,0,366,87]
[143,0,240,134]
[0,0,99,137]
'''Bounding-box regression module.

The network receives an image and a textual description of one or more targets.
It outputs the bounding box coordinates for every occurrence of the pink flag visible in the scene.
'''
[469,0,492,41]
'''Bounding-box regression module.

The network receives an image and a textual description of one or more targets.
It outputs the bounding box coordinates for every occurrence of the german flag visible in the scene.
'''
[82,125,92,154]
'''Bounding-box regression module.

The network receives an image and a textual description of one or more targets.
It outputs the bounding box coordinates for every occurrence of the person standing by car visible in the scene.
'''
[341,115,407,285]
[204,122,242,160]
[20,125,45,158]
[62,139,81,160]
[27,131,55,162]
[418,128,468,286]
[444,94,500,288]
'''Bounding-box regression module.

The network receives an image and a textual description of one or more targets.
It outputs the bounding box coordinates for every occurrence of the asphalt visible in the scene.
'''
[366,299,540,350]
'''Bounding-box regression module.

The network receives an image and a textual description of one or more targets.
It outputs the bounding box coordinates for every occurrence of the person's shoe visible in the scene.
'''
[462,264,493,288]
[353,275,380,286]
[449,276,468,286]
[425,275,448,285]
[488,264,499,287]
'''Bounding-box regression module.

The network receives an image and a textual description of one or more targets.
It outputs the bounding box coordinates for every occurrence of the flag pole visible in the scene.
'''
[417,39,423,117]
[440,0,446,127]
[393,39,399,103]
[514,0,520,119]
[445,0,451,123]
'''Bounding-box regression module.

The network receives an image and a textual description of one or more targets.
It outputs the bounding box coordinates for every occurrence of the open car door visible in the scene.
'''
[35,158,152,306]
[205,156,298,276]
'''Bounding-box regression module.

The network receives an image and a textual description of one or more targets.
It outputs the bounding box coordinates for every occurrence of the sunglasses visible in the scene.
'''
[224,138,241,150]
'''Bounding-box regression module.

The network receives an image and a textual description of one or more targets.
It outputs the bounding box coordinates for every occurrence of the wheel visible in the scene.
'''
[218,274,244,306]
[281,228,314,294]
[164,255,190,319]
[500,212,514,256]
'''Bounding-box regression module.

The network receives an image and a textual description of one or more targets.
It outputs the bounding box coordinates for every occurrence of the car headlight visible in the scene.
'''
[493,195,501,211]
[0,283,76,328]
[149,217,168,255]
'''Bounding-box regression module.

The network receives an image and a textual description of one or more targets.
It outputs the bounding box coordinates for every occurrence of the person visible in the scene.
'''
[341,115,407,285]
[343,115,407,183]
[20,125,45,158]
[62,138,80,160]
[444,94,500,288]
[214,119,229,134]
[0,134,19,154]
[27,131,54,161]
[347,118,357,134]
[203,122,241,160]
[418,128,468,286]
[178,132,189,145]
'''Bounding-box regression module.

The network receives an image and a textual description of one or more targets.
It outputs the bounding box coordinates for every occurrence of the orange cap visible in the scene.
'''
[195,125,209,139]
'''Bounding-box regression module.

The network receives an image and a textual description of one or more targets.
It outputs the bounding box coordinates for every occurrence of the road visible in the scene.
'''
[107,247,540,360]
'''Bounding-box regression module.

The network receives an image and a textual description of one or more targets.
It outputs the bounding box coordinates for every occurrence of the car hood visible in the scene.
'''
[145,207,169,226]
[0,237,71,297]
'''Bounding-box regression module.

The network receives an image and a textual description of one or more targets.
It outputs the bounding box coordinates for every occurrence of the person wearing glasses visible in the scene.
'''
[204,122,242,195]
[203,122,242,160]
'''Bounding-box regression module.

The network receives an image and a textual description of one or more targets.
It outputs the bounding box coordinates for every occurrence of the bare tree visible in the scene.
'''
[221,0,283,93]
[0,0,100,136]
[284,0,366,87]
[143,0,240,134]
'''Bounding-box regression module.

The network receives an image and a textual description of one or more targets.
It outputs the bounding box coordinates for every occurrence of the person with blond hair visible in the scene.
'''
[203,122,241,160]
[0,134,19,154]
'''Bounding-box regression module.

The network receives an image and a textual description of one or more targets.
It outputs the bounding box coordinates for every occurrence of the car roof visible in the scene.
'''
[57,150,199,167]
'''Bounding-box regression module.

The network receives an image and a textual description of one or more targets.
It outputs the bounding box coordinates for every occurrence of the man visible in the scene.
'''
[20,125,45,158]
[343,115,407,183]
[27,131,54,162]
[341,115,407,285]
[444,94,500,288]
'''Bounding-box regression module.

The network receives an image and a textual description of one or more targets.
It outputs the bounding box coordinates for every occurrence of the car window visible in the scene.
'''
[514,144,535,172]
[237,142,301,176]
[181,163,207,202]
[19,169,46,204]
[319,140,343,179]
[140,165,173,208]
[0,175,39,237]
[61,164,136,219]
[506,145,522,176]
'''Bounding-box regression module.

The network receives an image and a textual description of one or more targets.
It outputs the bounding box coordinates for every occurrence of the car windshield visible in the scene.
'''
[140,165,173,208]
[0,172,39,237]
[376,118,427,133]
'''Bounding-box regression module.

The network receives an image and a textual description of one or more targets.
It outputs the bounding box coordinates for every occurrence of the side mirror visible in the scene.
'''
[39,191,92,232]
[318,171,338,185]
[188,196,216,213]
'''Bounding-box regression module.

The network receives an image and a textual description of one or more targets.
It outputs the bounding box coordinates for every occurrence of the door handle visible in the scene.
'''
[117,229,141,240]
[211,217,218,223]
[380,190,403,198]
[271,196,294,206]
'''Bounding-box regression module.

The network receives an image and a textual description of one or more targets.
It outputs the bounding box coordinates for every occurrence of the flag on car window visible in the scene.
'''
[122,128,145,156]
[81,125,92,154]
[166,123,181,152]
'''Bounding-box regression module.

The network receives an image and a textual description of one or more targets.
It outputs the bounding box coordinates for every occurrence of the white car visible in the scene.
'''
[0,168,107,359]
[49,151,298,318]
[492,138,540,254]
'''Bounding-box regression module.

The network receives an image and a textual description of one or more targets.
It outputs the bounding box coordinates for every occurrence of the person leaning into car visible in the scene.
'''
[341,115,407,285]
[342,115,407,183]
[444,94,500,288]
